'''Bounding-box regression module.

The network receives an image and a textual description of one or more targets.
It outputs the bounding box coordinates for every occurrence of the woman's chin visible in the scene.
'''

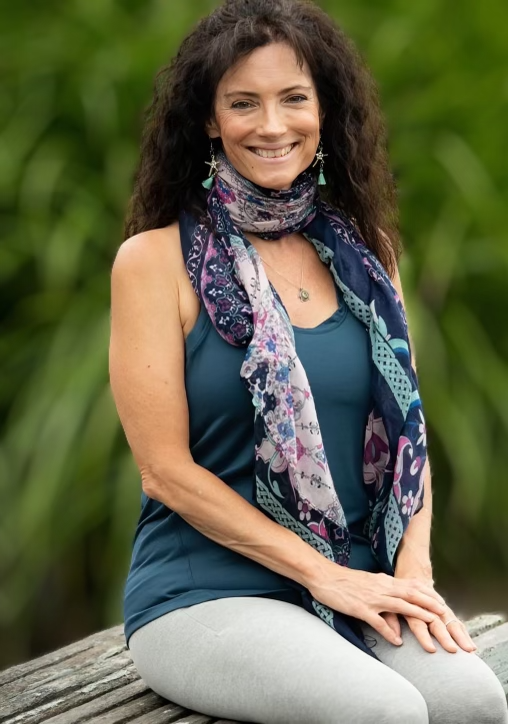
[244,164,302,191]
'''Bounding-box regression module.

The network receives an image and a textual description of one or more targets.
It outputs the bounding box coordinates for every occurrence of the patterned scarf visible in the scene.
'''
[179,149,427,660]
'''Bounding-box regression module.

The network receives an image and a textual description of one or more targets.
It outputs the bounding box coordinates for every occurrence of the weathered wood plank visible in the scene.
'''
[20,680,185,724]
[172,717,219,724]
[0,626,124,688]
[471,621,508,695]
[128,707,209,724]
[0,614,505,724]
[465,614,505,638]
[66,693,190,724]
[0,656,137,721]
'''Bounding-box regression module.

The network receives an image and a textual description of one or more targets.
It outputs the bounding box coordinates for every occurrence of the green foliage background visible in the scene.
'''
[1,0,507,669]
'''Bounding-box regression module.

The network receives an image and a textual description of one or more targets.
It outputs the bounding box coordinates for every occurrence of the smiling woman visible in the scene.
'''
[111,1,508,722]
[124,0,400,277]
[206,43,321,191]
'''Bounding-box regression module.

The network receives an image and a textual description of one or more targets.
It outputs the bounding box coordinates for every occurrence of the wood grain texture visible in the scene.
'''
[0,615,505,724]
[471,621,508,694]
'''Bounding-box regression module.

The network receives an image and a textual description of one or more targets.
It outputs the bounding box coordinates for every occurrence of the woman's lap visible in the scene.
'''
[128,596,508,724]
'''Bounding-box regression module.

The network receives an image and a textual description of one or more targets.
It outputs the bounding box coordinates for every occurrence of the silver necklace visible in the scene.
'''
[257,236,310,302]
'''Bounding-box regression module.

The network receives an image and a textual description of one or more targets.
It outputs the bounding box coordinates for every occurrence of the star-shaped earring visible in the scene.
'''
[312,143,328,167]
[312,139,328,186]
[202,140,219,189]
[205,151,219,176]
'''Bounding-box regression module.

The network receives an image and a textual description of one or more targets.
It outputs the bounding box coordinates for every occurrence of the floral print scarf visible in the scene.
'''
[179,150,427,660]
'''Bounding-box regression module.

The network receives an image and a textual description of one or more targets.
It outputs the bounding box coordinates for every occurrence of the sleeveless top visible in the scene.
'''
[123,284,382,649]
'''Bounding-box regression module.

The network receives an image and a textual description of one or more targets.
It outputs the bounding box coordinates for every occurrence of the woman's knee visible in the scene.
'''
[356,679,428,724]
[302,667,429,724]
[428,654,508,724]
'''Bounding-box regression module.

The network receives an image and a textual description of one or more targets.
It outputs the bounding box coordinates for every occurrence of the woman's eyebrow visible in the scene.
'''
[223,85,313,99]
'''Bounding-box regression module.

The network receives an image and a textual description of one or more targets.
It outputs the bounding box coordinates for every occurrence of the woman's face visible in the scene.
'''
[207,42,322,191]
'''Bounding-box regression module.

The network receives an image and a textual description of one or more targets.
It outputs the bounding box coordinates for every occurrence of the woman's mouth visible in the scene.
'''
[249,143,297,159]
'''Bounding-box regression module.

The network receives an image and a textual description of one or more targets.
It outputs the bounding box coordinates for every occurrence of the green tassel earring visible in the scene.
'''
[202,139,219,189]
[312,138,328,186]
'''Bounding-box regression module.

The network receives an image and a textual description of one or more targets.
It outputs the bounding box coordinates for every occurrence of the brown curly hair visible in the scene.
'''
[124,0,401,276]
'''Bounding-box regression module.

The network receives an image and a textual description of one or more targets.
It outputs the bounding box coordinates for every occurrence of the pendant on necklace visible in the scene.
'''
[299,288,310,302]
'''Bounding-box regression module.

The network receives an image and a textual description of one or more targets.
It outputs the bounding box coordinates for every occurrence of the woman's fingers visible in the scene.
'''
[456,620,478,651]
[400,588,447,617]
[404,616,437,653]
[428,618,459,653]
[430,618,477,653]
[389,579,447,616]
[367,613,403,646]
[414,581,447,606]
[403,614,478,654]
[388,575,446,605]
[385,597,439,623]
[382,611,401,639]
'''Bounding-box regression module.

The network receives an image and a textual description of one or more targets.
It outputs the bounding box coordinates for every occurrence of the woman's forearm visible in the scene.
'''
[395,457,434,577]
[145,458,346,590]
[145,454,434,586]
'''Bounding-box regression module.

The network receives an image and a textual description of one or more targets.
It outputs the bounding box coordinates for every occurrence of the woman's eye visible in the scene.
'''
[231,101,253,109]
[231,96,307,109]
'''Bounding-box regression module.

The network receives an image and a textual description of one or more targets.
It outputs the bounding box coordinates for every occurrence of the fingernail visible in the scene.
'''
[395,637,403,645]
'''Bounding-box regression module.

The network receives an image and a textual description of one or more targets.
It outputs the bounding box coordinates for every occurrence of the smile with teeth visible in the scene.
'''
[250,143,297,158]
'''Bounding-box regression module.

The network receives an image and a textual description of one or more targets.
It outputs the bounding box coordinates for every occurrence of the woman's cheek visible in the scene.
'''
[216,112,252,139]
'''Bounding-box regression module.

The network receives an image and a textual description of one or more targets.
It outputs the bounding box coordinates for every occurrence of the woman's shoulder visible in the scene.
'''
[113,221,199,338]
[114,221,188,288]
[117,221,180,264]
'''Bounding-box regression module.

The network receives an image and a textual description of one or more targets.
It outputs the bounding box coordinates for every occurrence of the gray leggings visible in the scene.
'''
[128,596,508,724]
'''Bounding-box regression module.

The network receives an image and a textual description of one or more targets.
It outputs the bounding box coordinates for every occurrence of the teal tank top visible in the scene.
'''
[123,285,382,648]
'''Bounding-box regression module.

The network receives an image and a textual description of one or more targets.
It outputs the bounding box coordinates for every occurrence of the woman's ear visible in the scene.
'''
[318,103,326,127]
[205,118,221,138]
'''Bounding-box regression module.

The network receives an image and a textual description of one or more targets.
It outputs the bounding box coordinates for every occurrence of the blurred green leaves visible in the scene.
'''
[1,0,507,668]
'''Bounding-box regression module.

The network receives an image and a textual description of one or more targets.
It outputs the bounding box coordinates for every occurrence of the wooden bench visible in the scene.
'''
[1,614,507,723]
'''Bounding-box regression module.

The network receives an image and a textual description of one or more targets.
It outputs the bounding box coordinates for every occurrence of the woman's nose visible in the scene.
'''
[257,105,287,135]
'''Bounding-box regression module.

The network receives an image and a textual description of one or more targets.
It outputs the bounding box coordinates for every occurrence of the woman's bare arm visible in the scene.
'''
[108,226,335,591]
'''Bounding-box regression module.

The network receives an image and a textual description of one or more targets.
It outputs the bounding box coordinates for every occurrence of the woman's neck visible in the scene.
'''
[243,231,306,259]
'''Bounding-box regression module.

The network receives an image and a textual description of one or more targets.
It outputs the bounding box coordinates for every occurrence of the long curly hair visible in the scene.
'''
[124,0,401,276]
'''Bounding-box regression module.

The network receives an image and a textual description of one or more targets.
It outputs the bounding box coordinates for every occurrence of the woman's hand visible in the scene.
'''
[383,608,478,654]
[391,559,478,654]
[307,562,448,647]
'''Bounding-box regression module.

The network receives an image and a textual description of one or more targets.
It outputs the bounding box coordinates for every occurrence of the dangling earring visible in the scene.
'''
[312,137,328,186]
[202,139,219,189]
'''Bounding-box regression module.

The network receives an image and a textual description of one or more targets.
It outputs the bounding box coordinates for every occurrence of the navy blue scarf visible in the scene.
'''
[179,157,427,660]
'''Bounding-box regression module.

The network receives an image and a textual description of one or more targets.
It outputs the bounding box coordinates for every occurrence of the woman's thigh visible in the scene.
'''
[129,596,428,724]
[360,618,508,724]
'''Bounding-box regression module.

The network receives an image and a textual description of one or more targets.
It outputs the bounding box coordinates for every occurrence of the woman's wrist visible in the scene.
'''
[304,556,353,590]
[394,547,434,581]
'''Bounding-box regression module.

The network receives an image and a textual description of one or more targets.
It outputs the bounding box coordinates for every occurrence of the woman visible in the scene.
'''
[109,1,508,722]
